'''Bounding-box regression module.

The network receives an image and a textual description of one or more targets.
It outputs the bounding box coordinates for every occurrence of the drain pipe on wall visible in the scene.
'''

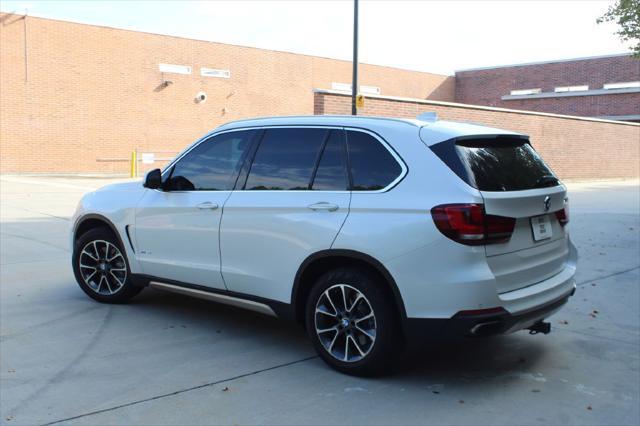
[23,7,29,82]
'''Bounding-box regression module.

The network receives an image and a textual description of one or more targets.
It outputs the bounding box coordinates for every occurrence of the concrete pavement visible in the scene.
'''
[1,176,638,425]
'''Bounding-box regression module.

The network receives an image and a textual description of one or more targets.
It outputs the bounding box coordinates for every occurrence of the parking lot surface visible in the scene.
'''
[1,176,639,425]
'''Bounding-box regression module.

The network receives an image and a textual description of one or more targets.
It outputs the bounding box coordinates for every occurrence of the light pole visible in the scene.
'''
[351,0,358,116]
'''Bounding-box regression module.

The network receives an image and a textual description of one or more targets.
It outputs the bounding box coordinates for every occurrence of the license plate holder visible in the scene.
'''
[531,215,552,241]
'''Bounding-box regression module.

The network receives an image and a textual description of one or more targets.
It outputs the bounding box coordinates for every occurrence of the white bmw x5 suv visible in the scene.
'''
[71,115,577,375]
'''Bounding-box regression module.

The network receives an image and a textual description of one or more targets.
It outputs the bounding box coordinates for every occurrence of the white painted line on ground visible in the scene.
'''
[0,176,97,191]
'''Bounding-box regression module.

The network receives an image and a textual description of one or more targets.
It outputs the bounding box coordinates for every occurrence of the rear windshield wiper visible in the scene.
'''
[534,174,559,188]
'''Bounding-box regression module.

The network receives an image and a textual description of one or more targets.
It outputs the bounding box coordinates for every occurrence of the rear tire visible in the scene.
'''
[72,227,142,303]
[305,267,403,376]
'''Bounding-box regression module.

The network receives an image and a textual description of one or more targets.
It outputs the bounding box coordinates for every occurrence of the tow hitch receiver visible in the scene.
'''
[528,321,551,335]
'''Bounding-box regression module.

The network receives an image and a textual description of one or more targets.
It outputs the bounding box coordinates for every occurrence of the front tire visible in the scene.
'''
[72,227,142,303]
[305,267,403,376]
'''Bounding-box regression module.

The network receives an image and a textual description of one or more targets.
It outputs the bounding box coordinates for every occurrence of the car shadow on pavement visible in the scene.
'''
[128,287,310,346]
[130,287,548,381]
[396,335,547,378]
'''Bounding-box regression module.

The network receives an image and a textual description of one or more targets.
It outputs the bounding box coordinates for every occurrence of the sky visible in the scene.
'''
[0,0,633,75]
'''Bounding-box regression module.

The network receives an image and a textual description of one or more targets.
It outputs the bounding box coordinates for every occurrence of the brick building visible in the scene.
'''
[0,13,638,177]
[0,13,453,174]
[455,54,640,122]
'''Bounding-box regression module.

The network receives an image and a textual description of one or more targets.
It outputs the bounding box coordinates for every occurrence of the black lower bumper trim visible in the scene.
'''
[404,290,573,340]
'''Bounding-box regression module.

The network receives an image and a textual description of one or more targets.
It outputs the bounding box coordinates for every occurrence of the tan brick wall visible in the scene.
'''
[314,92,640,180]
[0,13,453,174]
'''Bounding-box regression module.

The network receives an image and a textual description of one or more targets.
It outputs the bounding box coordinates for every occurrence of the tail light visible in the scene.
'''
[555,205,569,227]
[431,203,516,246]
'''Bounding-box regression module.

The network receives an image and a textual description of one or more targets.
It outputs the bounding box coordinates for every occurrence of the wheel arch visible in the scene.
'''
[73,214,129,253]
[291,249,407,325]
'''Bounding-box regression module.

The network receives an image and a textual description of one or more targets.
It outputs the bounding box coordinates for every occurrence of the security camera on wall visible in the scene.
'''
[195,91,207,103]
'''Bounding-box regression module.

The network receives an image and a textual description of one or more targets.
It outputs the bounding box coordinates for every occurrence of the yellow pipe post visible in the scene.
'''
[130,151,137,178]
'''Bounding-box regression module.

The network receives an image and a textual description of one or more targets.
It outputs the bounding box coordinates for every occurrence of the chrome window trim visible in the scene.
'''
[158,124,407,194]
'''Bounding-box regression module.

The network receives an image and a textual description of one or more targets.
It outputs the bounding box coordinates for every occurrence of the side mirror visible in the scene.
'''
[143,168,162,189]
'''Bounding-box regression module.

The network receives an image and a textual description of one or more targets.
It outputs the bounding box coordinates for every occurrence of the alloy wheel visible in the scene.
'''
[314,284,377,363]
[79,240,127,295]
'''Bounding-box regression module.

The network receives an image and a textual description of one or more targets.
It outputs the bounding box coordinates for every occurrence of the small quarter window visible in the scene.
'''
[346,131,402,191]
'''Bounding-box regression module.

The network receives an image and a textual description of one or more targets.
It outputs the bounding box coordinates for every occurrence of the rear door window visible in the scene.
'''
[311,130,348,191]
[244,128,328,190]
[346,130,402,191]
[430,136,559,192]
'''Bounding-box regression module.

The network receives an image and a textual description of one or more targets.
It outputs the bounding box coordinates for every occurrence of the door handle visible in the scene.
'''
[196,202,219,210]
[307,202,339,212]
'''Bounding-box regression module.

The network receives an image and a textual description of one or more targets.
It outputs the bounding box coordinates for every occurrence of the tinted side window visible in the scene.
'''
[311,130,348,191]
[346,131,402,191]
[166,130,254,191]
[245,128,328,190]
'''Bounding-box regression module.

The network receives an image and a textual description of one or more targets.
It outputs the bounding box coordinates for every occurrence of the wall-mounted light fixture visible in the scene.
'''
[195,91,207,103]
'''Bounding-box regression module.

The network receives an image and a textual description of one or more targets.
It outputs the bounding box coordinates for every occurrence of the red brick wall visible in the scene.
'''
[315,91,640,180]
[455,55,640,118]
[0,13,454,174]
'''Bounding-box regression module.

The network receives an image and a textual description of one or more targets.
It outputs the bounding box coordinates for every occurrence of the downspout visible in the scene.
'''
[23,8,28,82]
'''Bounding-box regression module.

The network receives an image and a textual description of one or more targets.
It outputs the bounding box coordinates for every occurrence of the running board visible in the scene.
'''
[149,281,277,317]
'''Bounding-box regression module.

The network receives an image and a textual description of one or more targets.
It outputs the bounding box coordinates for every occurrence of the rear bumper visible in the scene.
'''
[404,283,575,340]
[451,284,574,336]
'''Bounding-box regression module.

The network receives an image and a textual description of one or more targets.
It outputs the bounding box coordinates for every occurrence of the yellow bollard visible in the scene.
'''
[130,151,137,178]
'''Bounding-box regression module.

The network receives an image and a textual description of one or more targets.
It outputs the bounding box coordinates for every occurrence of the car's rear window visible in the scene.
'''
[430,135,559,191]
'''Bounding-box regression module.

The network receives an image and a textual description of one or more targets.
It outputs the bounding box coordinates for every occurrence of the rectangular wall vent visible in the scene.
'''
[603,81,640,90]
[360,85,381,95]
[331,82,381,95]
[201,68,231,79]
[510,88,541,96]
[555,85,589,92]
[159,63,192,75]
[331,82,352,92]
